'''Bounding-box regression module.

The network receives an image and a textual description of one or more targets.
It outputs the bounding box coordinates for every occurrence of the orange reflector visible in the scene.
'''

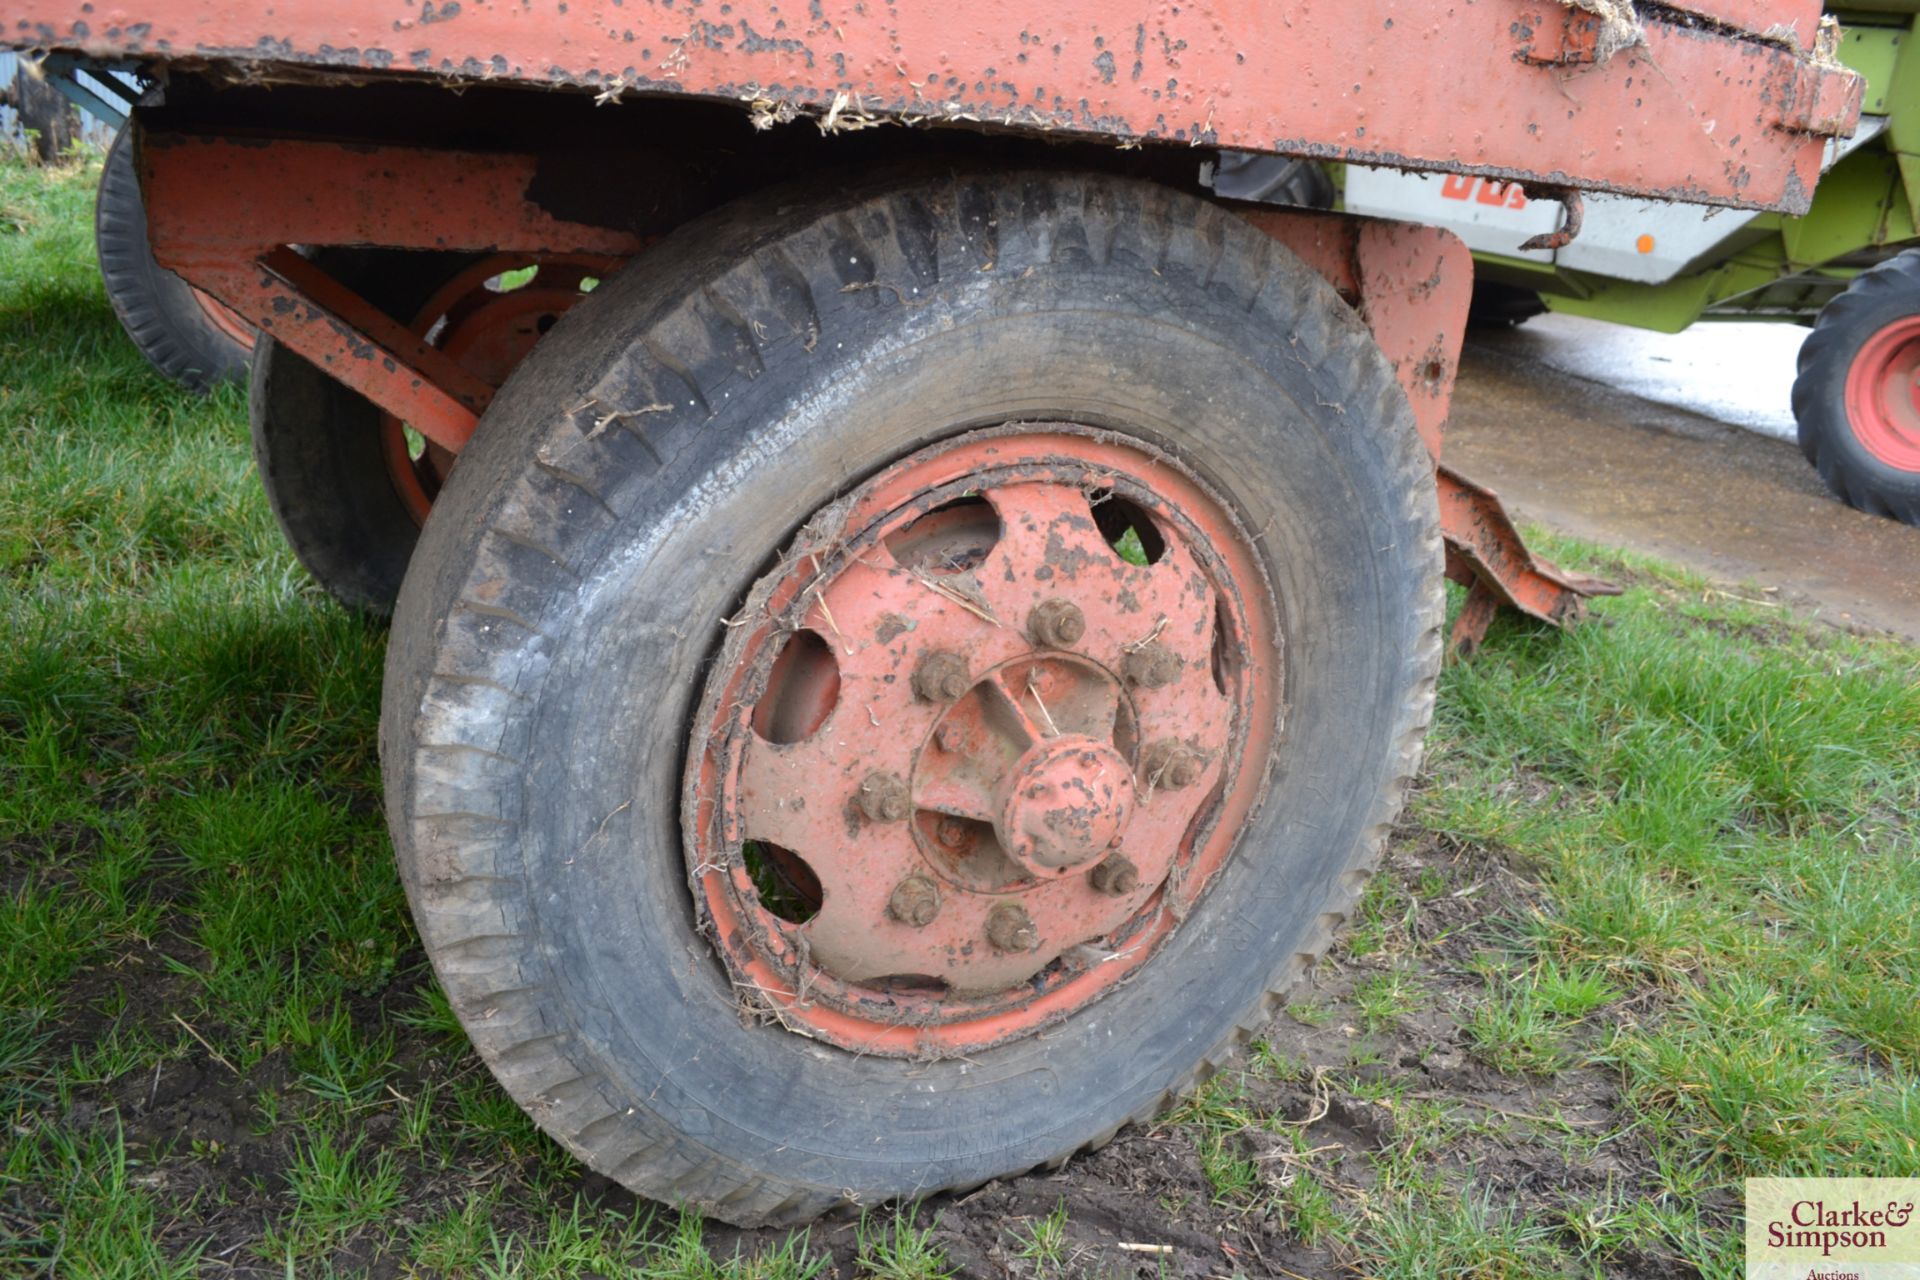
[1636,233,1656,254]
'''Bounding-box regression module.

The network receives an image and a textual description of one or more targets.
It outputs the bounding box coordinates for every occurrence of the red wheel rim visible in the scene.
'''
[686,426,1282,1057]
[1844,314,1920,472]
[380,256,609,524]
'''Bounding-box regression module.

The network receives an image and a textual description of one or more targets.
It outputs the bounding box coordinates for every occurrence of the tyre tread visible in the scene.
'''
[385,168,1444,1225]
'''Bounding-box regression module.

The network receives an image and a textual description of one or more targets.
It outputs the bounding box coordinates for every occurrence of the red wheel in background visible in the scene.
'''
[96,125,256,392]
[1841,315,1920,474]
[379,256,607,525]
[1795,251,1920,526]
[251,252,606,612]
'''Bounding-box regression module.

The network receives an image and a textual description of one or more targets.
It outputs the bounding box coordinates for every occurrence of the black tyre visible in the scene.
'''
[1793,251,1920,525]
[382,169,1443,1225]
[251,250,597,613]
[250,249,485,615]
[95,126,255,392]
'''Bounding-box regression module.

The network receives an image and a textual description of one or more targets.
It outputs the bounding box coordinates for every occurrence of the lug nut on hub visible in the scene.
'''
[856,771,911,823]
[1140,739,1202,789]
[1027,599,1087,649]
[986,903,1039,952]
[911,650,971,703]
[887,875,941,927]
[934,815,974,850]
[1089,854,1140,895]
[1124,640,1183,689]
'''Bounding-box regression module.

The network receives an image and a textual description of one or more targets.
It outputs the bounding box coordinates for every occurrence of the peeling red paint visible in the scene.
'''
[8,0,1860,214]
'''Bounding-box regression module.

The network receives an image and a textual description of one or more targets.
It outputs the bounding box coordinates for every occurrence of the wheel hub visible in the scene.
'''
[686,426,1280,1055]
[998,736,1134,874]
[1845,315,1920,472]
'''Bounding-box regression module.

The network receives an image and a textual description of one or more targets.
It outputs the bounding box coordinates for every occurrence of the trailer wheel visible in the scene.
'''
[251,251,600,613]
[1794,251,1920,526]
[383,170,1443,1225]
[95,126,255,392]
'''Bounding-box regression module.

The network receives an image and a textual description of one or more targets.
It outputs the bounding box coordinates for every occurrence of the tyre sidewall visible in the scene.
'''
[1795,256,1920,520]
[389,172,1439,1210]
[95,125,253,392]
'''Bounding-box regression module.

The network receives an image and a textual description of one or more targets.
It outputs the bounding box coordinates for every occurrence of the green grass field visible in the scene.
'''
[3,148,1918,1278]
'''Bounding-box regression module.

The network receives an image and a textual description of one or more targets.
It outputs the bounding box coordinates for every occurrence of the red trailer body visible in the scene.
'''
[2,0,1864,1227]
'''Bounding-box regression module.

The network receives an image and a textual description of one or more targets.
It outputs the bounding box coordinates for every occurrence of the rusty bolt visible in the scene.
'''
[1027,599,1087,649]
[912,649,971,703]
[1089,855,1140,896]
[986,903,1039,953]
[1140,740,1201,790]
[934,815,974,850]
[887,875,941,927]
[935,723,975,755]
[1124,641,1183,690]
[857,771,911,823]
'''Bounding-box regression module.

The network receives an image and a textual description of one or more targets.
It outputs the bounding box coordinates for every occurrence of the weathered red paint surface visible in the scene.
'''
[141,134,645,451]
[140,127,1603,633]
[686,428,1280,1055]
[1438,465,1624,655]
[11,0,1857,213]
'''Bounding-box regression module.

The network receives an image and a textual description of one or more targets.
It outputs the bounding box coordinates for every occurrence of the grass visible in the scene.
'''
[3,145,1919,1277]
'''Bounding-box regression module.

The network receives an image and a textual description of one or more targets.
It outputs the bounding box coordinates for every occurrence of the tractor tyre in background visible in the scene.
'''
[1466,282,1547,331]
[251,250,601,613]
[95,126,255,392]
[1794,250,1920,526]
[381,168,1444,1224]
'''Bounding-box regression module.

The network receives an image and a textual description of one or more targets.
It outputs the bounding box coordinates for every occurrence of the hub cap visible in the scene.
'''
[685,427,1281,1055]
[1844,315,1920,472]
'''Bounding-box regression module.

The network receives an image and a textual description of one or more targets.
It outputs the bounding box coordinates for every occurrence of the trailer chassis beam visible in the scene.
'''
[140,128,1613,646]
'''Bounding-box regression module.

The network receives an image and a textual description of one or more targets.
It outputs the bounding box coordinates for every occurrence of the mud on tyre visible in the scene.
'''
[382,169,1444,1224]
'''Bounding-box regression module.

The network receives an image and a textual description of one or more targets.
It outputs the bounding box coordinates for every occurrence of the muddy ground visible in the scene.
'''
[23,820,1679,1279]
[1451,325,1920,642]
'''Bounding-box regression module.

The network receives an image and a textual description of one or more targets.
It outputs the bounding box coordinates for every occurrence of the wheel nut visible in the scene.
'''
[1140,740,1201,790]
[857,771,911,823]
[935,723,974,754]
[986,903,1039,953]
[934,815,974,850]
[888,875,941,927]
[1089,855,1140,896]
[912,650,971,703]
[1027,599,1087,649]
[1124,640,1183,689]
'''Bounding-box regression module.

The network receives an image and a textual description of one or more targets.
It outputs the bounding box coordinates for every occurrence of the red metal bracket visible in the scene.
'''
[139,131,644,451]
[1438,466,1623,657]
[1240,206,1619,653]
[142,130,1613,653]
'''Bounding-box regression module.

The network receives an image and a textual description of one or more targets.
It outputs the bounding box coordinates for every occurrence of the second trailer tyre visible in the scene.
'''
[96,126,255,392]
[251,251,601,613]
[382,169,1443,1224]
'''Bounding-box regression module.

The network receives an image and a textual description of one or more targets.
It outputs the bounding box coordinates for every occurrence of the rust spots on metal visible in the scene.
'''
[137,128,639,451]
[9,0,1856,214]
[1437,464,1624,656]
[683,426,1279,1056]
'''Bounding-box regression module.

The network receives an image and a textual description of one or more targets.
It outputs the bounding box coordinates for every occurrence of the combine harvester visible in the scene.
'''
[5,0,1860,1224]
[1346,5,1920,524]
